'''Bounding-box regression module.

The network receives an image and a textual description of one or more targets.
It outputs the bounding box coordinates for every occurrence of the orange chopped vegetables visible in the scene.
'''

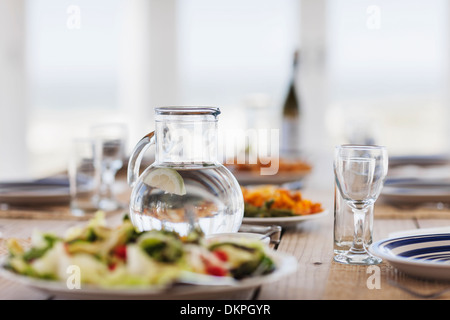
[242,185,323,217]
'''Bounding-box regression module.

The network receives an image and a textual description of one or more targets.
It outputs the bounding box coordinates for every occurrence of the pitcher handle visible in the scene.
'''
[127,131,155,188]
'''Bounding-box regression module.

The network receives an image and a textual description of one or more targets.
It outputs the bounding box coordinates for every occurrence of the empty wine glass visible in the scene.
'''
[90,123,128,211]
[334,144,388,265]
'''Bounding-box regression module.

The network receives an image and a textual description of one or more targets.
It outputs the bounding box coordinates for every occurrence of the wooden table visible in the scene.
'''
[1,187,450,300]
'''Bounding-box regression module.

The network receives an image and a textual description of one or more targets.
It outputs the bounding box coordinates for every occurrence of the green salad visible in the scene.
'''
[4,212,275,287]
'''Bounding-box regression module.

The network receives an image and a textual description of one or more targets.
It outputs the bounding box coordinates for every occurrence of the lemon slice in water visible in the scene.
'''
[143,168,187,196]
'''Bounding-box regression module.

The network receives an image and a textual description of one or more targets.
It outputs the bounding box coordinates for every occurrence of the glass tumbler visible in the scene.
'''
[90,123,128,211]
[333,144,388,265]
[68,139,100,216]
[334,183,373,255]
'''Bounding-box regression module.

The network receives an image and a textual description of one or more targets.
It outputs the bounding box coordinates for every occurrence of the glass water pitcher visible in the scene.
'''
[127,107,244,236]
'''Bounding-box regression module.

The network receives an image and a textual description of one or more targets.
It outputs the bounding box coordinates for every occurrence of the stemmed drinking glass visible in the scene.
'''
[90,123,128,211]
[334,144,388,265]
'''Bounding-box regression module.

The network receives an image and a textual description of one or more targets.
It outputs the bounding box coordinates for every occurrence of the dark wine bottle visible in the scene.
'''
[281,50,301,157]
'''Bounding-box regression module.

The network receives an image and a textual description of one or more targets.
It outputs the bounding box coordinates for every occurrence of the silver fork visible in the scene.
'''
[238,224,282,245]
[387,278,450,299]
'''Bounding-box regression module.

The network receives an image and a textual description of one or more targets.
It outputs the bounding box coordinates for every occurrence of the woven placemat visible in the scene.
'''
[323,260,450,300]
[374,204,450,220]
[323,261,392,299]
[0,186,131,221]
[0,206,95,221]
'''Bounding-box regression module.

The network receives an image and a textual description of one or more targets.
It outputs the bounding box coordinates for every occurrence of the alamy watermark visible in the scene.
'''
[221,128,280,176]
[366,5,381,30]
[66,265,81,289]
[366,265,381,290]
[67,5,81,30]
[159,126,281,175]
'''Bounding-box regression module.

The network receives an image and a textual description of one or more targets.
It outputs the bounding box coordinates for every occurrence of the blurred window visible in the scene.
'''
[177,0,299,108]
[25,0,300,177]
[20,0,449,180]
[326,0,449,155]
[27,0,121,112]
[26,0,124,176]
[177,0,300,159]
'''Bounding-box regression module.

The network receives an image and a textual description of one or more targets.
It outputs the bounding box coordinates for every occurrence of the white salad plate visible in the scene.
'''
[0,181,70,205]
[388,155,450,167]
[243,209,329,227]
[370,233,450,281]
[0,251,296,300]
[380,179,450,206]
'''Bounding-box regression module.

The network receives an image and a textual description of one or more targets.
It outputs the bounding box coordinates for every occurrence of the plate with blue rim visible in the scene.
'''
[370,233,450,281]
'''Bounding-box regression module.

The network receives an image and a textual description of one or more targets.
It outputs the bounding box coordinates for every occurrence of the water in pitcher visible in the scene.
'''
[129,164,243,237]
